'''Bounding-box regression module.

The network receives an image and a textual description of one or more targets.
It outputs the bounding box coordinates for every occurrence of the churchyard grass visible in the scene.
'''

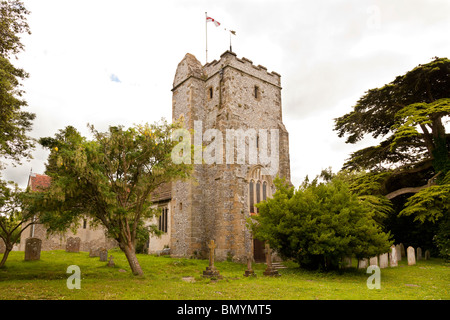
[0,250,448,300]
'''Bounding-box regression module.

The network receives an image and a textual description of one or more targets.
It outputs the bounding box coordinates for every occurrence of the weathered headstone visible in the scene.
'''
[107,255,115,267]
[396,244,402,261]
[24,237,42,261]
[244,252,256,277]
[389,245,398,267]
[379,253,389,268]
[99,248,108,262]
[65,237,81,253]
[400,243,406,258]
[407,246,416,265]
[417,247,422,261]
[369,256,378,266]
[358,258,368,269]
[202,240,222,278]
[424,250,430,260]
[263,243,280,276]
[89,247,100,257]
[342,256,352,269]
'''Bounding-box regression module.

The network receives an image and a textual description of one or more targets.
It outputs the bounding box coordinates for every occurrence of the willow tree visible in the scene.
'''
[37,121,192,276]
[334,57,450,255]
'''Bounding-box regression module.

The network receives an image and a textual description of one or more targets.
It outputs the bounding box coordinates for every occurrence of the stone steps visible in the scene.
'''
[271,262,288,269]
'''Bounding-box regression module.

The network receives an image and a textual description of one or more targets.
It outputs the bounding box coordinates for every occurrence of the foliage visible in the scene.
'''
[0,0,34,167]
[35,120,192,275]
[334,57,449,173]
[249,177,392,270]
[0,180,37,267]
[334,57,450,258]
[320,169,394,226]
[399,170,450,259]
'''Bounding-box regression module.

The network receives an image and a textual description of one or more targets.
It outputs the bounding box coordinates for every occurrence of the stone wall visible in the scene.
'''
[18,218,117,252]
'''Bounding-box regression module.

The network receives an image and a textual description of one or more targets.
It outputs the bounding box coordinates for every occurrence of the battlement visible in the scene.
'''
[172,51,281,91]
[203,51,281,87]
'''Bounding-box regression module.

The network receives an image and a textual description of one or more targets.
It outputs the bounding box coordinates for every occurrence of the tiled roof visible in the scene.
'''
[150,182,172,202]
[28,173,51,192]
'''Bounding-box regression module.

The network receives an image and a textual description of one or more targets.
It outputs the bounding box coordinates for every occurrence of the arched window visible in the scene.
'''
[249,180,254,213]
[248,166,272,215]
[263,181,267,201]
[256,181,261,205]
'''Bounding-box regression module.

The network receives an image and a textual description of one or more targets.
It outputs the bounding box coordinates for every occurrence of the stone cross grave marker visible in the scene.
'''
[263,243,280,276]
[24,237,42,261]
[65,237,81,253]
[202,240,222,278]
[107,255,115,267]
[244,252,256,277]
[407,246,416,265]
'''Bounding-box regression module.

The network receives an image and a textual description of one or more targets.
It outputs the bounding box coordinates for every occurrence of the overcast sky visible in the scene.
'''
[3,0,450,188]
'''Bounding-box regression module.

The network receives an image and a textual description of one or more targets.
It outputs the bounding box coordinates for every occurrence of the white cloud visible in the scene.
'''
[3,0,450,188]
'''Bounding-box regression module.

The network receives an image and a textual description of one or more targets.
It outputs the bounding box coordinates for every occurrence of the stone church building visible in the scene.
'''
[18,51,291,263]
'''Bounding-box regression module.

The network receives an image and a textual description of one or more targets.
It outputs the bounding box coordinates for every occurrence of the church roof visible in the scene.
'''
[150,182,172,203]
[28,173,52,192]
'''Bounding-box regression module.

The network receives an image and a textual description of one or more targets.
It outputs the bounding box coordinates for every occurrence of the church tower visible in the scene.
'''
[170,51,291,262]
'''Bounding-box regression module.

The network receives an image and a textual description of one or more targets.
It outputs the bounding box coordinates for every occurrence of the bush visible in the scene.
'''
[249,177,392,270]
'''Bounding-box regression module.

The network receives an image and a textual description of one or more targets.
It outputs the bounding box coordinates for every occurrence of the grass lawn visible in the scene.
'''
[0,249,449,300]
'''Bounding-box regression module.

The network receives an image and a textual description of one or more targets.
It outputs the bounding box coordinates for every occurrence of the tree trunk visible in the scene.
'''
[0,247,12,268]
[120,241,144,276]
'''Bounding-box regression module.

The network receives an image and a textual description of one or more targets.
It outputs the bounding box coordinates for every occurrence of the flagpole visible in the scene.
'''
[205,12,208,63]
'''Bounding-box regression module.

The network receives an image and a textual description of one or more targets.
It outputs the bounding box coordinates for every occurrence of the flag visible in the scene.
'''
[206,16,220,27]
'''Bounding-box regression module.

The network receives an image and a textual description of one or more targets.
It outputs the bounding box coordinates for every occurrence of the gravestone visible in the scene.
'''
[107,255,115,267]
[65,237,81,253]
[358,258,368,269]
[263,243,280,276]
[342,256,352,269]
[424,250,430,260]
[89,247,100,257]
[243,252,256,277]
[379,253,389,268]
[395,244,402,261]
[99,248,108,262]
[24,237,42,261]
[202,240,222,278]
[407,246,416,265]
[389,245,398,267]
[369,256,378,266]
[417,247,422,261]
[400,243,406,259]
